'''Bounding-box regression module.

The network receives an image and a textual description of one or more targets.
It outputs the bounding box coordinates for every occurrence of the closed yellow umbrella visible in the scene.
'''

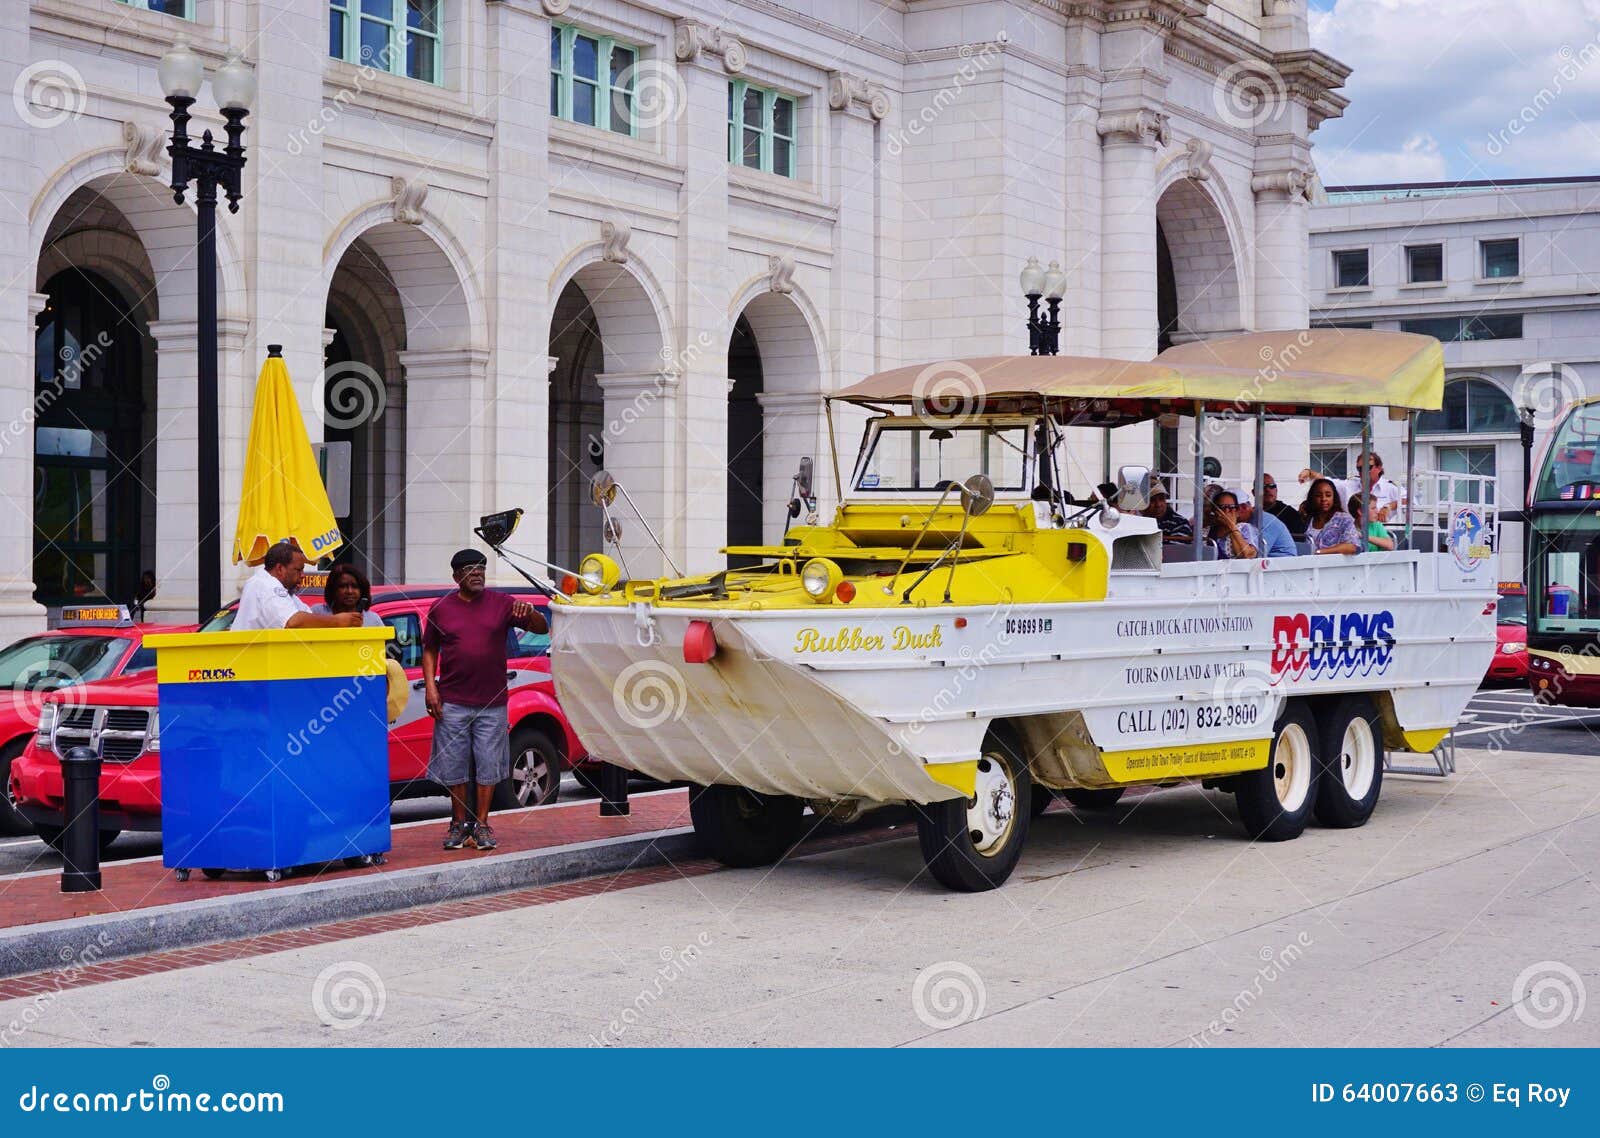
[233,346,344,565]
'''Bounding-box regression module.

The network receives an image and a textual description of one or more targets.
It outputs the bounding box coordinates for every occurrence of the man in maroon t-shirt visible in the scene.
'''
[422,548,548,851]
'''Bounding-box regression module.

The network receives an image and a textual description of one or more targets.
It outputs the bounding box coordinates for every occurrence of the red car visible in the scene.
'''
[8,586,590,849]
[0,608,192,835]
[1485,585,1528,684]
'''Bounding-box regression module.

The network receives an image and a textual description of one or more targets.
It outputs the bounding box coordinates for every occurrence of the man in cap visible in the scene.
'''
[1234,487,1296,558]
[422,548,548,851]
[234,541,361,630]
[1143,484,1193,544]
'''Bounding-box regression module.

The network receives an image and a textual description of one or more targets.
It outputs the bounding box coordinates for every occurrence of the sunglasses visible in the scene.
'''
[1216,504,1238,512]
[1262,482,1277,489]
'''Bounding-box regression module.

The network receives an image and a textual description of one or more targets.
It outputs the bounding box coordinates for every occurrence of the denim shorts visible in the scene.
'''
[428,702,511,787]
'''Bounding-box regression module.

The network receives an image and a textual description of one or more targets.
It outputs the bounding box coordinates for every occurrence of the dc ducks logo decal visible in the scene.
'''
[1449,506,1489,572]
[1270,611,1396,683]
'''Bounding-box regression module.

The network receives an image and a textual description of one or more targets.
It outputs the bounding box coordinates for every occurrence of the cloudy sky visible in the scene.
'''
[1307,0,1600,185]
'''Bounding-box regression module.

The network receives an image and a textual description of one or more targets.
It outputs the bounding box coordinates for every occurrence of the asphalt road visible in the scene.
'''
[1459,685,1600,757]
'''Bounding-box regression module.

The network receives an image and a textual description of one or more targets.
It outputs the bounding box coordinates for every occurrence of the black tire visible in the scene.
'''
[1064,788,1125,811]
[1313,695,1385,828]
[0,739,33,837]
[35,825,121,855]
[570,765,604,797]
[1232,700,1320,842]
[689,784,805,868]
[492,727,562,810]
[915,727,1032,892]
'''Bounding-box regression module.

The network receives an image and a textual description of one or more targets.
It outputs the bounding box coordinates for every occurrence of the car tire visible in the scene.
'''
[35,825,121,855]
[1232,700,1319,842]
[493,726,562,810]
[0,739,32,837]
[1064,788,1126,811]
[1313,695,1384,829]
[915,726,1032,892]
[689,784,805,868]
[570,765,604,797]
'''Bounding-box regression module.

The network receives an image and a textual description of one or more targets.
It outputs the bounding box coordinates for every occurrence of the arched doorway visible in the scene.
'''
[726,315,765,562]
[32,267,151,609]
[547,280,605,573]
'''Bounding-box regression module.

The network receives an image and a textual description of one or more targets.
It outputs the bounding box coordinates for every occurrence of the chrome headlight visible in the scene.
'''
[801,558,843,602]
[1501,642,1525,655]
[35,701,57,745]
[145,711,160,754]
[578,553,620,595]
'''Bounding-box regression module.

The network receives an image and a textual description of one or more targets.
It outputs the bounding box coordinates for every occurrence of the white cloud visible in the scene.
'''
[1310,0,1600,182]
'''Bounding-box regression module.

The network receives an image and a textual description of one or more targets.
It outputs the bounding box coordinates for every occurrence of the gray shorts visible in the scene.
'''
[428,702,511,787]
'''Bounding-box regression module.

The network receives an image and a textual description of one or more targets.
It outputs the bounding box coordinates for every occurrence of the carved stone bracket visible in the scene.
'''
[674,19,746,74]
[1181,137,1212,181]
[601,217,632,265]
[767,253,795,295]
[540,0,571,16]
[1251,166,1312,201]
[1096,108,1169,148]
[123,120,164,177]
[827,73,890,121]
[391,175,429,225]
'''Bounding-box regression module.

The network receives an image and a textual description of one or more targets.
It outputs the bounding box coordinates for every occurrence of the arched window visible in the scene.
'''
[1417,377,1518,434]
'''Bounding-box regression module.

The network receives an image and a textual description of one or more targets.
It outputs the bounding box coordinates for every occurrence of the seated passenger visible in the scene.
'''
[1261,473,1308,538]
[1144,486,1193,543]
[1235,488,1296,558]
[1302,477,1361,554]
[1205,490,1260,559]
[1348,493,1395,551]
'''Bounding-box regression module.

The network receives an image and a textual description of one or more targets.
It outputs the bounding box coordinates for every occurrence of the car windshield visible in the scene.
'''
[0,635,125,691]
[199,606,236,632]
[855,422,1029,493]
[1496,593,1527,625]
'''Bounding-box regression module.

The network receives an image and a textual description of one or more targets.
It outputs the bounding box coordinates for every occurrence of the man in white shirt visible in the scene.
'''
[1298,452,1403,520]
[233,542,361,631]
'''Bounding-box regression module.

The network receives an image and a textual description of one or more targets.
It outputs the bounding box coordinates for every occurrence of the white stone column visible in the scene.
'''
[403,348,490,580]
[146,319,200,622]
[828,73,885,382]
[597,370,681,578]
[1253,165,1315,480]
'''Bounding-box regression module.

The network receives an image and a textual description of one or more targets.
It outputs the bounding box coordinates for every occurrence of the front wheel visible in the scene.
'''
[915,728,1032,892]
[492,727,562,810]
[0,740,32,836]
[689,784,805,868]
[1232,701,1319,842]
[1314,695,1384,828]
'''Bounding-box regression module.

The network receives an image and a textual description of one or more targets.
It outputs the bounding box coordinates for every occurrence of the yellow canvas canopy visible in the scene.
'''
[837,330,1444,422]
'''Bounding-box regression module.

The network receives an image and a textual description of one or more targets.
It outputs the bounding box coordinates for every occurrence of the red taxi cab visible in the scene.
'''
[0,605,192,836]
[8,585,591,849]
[1486,583,1528,684]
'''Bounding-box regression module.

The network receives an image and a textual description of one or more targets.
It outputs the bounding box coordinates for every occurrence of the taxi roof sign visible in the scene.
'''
[58,603,134,628]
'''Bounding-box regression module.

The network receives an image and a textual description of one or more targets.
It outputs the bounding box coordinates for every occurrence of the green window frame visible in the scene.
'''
[116,0,194,17]
[728,80,796,178]
[329,1,442,86]
[549,24,638,136]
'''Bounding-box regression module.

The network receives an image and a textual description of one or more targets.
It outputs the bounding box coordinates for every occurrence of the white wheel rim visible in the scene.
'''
[967,753,1017,856]
[513,748,551,804]
[1339,716,1376,799]
[1273,723,1312,812]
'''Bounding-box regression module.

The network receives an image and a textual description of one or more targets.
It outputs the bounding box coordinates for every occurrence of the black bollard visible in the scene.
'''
[597,762,630,817]
[59,745,103,893]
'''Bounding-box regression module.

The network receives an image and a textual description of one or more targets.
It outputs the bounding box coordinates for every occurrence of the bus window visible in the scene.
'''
[1536,404,1600,502]
[1532,522,1600,633]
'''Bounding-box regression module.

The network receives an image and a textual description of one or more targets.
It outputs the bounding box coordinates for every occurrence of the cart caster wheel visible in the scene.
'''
[370,853,386,866]
[265,869,284,883]
[174,868,190,882]
[202,868,226,880]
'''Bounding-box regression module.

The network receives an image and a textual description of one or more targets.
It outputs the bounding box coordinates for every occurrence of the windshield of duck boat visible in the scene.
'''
[854,421,1029,493]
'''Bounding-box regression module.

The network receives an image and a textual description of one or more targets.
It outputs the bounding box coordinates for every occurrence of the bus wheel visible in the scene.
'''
[1064,788,1125,811]
[1233,701,1319,842]
[689,784,804,868]
[916,728,1031,892]
[1313,695,1384,828]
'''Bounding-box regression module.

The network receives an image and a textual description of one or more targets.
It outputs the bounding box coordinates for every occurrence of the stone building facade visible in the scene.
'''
[0,0,1347,636]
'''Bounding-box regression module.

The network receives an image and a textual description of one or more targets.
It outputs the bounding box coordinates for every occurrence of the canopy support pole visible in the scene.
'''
[1359,408,1373,549]
[1192,401,1206,562]
[1254,407,1266,528]
[825,397,843,509]
[1405,410,1417,549]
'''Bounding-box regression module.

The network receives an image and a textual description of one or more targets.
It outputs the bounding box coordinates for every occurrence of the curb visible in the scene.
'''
[0,826,699,980]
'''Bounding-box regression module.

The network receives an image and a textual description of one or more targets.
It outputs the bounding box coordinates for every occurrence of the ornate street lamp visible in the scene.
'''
[1020,257,1066,356]
[158,40,255,623]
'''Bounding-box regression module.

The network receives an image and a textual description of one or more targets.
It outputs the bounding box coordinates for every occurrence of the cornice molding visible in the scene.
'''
[1097,107,1170,147]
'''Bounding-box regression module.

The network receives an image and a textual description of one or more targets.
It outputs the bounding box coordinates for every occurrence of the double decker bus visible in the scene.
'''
[1526,397,1600,705]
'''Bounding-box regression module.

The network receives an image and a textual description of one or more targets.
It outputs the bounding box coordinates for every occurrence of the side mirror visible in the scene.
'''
[1115,465,1151,513]
[795,456,813,499]
[476,508,524,548]
[590,469,619,507]
[959,473,995,517]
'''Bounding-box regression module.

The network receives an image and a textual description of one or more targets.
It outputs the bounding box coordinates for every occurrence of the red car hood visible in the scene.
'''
[48,671,159,708]
[1496,622,1527,646]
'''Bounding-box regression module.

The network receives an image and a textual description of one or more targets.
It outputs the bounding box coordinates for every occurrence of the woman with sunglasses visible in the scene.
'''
[1205,489,1260,560]
[1301,477,1361,555]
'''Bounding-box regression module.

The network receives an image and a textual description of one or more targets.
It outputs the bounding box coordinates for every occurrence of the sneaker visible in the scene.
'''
[469,821,497,851]
[442,820,470,850]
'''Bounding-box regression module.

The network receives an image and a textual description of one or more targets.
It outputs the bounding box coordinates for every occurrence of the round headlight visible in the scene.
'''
[579,553,620,595]
[801,558,843,602]
[1502,642,1525,654]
